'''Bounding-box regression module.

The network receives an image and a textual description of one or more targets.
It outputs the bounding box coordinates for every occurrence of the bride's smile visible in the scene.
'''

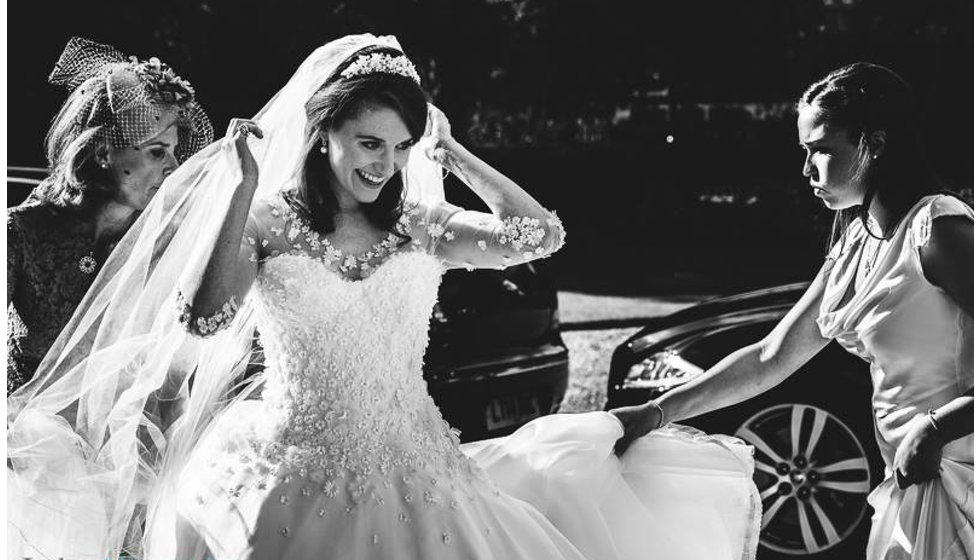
[355,168,386,186]
[323,103,415,205]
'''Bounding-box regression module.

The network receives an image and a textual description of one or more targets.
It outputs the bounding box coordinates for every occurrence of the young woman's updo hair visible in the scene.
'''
[798,62,939,246]
[292,45,428,235]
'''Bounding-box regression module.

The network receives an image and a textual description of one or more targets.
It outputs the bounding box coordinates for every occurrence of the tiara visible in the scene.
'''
[340,52,421,84]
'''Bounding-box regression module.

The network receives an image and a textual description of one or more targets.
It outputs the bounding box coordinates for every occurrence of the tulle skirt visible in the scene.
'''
[7,410,112,560]
[173,408,760,560]
[462,411,762,560]
[9,410,762,560]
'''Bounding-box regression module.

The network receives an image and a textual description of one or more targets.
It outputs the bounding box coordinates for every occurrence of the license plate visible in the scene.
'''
[485,393,542,432]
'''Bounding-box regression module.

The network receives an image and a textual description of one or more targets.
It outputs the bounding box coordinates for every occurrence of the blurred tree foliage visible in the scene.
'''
[8,0,971,287]
[9,0,969,154]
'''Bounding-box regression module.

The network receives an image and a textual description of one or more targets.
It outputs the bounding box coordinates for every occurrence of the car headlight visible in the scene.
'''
[624,350,705,390]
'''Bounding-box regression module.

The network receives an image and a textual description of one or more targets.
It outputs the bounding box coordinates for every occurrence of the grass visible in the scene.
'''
[555,291,709,413]
[557,292,708,326]
[558,327,639,413]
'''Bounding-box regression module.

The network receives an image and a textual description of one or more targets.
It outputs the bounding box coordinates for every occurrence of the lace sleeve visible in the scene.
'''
[7,212,27,392]
[176,210,261,338]
[7,212,23,305]
[408,202,566,270]
[176,291,241,337]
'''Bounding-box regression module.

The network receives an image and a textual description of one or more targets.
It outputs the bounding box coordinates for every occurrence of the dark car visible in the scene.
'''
[7,166,46,201]
[426,262,568,441]
[606,283,884,560]
[7,166,570,442]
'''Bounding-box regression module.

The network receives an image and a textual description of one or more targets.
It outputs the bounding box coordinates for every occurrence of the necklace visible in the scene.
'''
[863,237,884,277]
[79,251,98,274]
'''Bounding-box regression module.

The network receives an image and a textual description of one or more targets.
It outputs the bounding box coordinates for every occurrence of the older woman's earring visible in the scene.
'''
[99,161,109,169]
[319,144,328,154]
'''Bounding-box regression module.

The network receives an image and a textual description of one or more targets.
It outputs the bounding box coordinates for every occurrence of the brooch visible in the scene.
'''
[79,251,97,274]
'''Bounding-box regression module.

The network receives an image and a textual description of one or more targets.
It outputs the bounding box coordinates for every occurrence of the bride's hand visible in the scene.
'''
[419,104,457,167]
[610,401,664,456]
[227,118,263,187]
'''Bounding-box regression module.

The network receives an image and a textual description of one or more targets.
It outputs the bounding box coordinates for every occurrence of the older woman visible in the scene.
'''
[7,37,212,394]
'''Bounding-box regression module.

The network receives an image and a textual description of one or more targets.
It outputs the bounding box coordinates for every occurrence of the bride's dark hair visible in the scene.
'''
[286,45,428,235]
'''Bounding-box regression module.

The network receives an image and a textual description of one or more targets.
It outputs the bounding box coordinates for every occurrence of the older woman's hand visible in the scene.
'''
[227,118,263,187]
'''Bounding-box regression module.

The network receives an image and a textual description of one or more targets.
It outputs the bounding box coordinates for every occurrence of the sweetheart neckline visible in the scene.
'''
[260,249,443,286]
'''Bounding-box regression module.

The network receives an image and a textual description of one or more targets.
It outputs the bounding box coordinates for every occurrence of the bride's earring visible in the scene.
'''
[320,145,327,154]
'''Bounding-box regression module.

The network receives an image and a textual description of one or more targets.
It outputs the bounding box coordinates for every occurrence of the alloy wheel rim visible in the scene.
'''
[736,404,872,555]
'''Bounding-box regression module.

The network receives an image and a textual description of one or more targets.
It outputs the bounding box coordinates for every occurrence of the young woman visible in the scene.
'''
[613,63,973,560]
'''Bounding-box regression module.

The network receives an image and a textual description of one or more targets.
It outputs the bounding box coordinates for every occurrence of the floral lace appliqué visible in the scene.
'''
[197,252,494,529]
[406,203,565,266]
[269,199,415,281]
[176,291,240,337]
[499,215,546,251]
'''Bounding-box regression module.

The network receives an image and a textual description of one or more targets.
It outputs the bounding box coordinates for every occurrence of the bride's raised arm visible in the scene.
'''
[415,105,565,270]
[177,120,262,336]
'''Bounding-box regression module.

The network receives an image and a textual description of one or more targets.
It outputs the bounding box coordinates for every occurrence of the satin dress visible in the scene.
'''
[817,195,973,560]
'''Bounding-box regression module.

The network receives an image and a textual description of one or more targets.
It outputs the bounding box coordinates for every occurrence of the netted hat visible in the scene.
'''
[49,36,214,162]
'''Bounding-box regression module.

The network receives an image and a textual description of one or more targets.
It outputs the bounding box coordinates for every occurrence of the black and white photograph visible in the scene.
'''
[5,1,973,559]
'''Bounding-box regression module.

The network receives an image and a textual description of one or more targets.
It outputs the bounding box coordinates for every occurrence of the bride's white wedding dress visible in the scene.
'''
[171,197,760,559]
[8,35,760,560]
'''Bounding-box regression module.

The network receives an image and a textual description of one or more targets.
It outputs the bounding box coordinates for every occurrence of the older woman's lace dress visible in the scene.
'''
[7,201,114,393]
[172,196,761,560]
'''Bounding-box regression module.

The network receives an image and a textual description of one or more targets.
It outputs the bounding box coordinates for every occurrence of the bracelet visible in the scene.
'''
[649,401,666,430]
[925,409,942,432]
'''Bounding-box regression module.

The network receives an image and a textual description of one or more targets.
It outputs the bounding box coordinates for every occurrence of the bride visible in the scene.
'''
[9,35,760,560]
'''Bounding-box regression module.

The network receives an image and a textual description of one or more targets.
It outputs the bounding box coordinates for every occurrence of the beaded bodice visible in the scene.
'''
[182,194,566,504]
[249,250,481,491]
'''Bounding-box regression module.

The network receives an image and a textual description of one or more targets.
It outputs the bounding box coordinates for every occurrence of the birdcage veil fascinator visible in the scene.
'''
[47,36,214,161]
[7,34,443,558]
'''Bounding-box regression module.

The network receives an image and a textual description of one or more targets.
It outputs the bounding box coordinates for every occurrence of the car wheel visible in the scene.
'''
[735,403,873,557]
